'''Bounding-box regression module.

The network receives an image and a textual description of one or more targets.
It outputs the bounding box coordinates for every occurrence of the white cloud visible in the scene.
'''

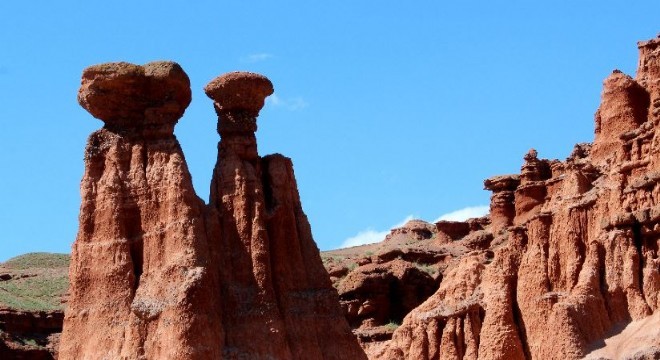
[340,215,415,248]
[339,207,490,249]
[269,93,282,106]
[266,94,308,111]
[433,205,489,223]
[341,229,390,248]
[241,53,273,63]
[287,97,308,110]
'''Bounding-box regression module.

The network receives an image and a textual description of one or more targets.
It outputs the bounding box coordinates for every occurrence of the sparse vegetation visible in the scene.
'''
[0,253,69,311]
[4,253,70,270]
[19,337,39,347]
[384,320,400,331]
[413,262,437,276]
[321,254,345,264]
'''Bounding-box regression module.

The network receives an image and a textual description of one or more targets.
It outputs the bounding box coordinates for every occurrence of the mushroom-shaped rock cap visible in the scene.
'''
[78,61,191,131]
[204,71,274,113]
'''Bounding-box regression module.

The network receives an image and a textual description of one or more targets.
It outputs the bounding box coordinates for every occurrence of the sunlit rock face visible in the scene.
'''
[60,64,366,360]
[367,36,660,360]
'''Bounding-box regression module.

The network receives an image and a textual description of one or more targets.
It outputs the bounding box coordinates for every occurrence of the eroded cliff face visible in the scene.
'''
[0,308,63,360]
[367,36,660,360]
[59,64,365,359]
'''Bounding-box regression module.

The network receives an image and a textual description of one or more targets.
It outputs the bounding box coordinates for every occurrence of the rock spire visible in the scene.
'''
[59,63,366,359]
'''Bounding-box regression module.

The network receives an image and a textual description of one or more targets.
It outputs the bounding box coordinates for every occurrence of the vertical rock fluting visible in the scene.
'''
[60,65,365,359]
[372,36,660,359]
[205,72,366,360]
[60,62,222,360]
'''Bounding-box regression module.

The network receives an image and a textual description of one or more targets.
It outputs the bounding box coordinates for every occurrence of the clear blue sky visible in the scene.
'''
[1,1,658,261]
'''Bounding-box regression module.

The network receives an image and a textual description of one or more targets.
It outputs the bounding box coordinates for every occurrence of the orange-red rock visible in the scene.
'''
[337,259,439,330]
[368,36,660,360]
[205,71,365,359]
[0,308,63,359]
[60,64,365,359]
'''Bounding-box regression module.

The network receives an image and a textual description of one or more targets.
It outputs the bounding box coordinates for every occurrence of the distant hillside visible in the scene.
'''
[0,253,70,311]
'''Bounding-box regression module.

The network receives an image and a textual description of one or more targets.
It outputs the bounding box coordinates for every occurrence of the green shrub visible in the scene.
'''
[384,320,400,331]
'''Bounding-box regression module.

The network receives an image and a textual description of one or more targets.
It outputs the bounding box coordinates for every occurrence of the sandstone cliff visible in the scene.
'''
[356,35,660,360]
[59,63,366,359]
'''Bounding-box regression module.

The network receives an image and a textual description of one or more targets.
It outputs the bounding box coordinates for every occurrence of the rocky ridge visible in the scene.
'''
[323,35,660,359]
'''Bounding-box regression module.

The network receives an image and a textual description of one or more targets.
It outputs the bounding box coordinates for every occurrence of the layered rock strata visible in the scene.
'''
[322,218,491,356]
[364,36,660,359]
[0,308,63,359]
[204,72,366,359]
[59,63,365,359]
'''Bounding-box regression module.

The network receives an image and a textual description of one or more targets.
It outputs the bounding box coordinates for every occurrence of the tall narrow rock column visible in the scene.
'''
[205,72,367,359]
[205,72,292,358]
[60,62,221,360]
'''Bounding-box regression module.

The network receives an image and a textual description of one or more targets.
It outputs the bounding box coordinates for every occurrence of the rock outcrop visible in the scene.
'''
[365,36,660,360]
[322,218,490,356]
[338,259,438,330]
[0,308,63,360]
[59,63,365,359]
[319,35,660,360]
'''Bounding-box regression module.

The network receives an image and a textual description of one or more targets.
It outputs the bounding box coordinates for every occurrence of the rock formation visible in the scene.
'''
[322,218,490,356]
[365,35,660,360]
[320,35,660,360]
[0,308,63,360]
[59,63,365,359]
[15,35,660,359]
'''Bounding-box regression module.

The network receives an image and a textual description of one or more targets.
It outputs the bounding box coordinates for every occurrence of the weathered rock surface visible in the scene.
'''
[322,218,490,356]
[0,308,63,360]
[338,259,438,330]
[321,36,660,360]
[59,64,365,359]
[365,35,660,360]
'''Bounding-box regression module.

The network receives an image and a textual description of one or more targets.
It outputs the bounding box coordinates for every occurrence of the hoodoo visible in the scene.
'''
[204,72,366,359]
[59,64,365,359]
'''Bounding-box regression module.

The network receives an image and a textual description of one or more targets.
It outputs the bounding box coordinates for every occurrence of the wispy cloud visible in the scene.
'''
[433,205,489,223]
[339,206,489,249]
[241,53,273,63]
[340,215,415,248]
[267,94,308,111]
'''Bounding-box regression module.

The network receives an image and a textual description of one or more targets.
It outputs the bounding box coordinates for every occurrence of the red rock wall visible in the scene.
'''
[0,308,63,359]
[59,65,365,359]
[373,36,660,360]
